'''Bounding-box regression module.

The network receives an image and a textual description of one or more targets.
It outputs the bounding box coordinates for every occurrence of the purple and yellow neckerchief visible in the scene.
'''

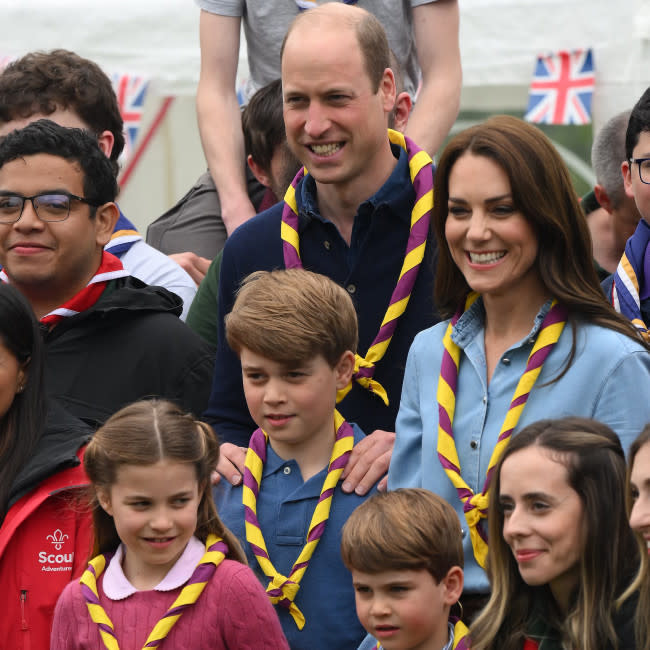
[80,534,228,649]
[281,129,434,406]
[611,217,650,341]
[294,0,357,10]
[437,292,567,568]
[374,617,471,649]
[242,409,354,629]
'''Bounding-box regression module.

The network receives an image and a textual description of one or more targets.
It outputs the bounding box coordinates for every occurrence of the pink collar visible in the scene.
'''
[103,536,205,600]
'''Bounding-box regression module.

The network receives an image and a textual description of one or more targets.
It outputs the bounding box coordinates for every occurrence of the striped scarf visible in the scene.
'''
[104,211,142,257]
[243,410,354,629]
[281,129,433,406]
[610,217,650,340]
[375,618,471,649]
[0,250,129,329]
[80,535,228,649]
[437,293,567,568]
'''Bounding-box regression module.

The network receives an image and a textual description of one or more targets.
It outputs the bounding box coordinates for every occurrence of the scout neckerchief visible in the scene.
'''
[437,292,568,568]
[375,618,471,649]
[80,534,228,650]
[281,129,433,406]
[104,210,142,257]
[610,217,650,341]
[0,250,129,329]
[243,410,354,629]
[295,0,357,10]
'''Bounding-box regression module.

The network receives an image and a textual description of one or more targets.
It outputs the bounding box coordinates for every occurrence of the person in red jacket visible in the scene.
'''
[0,282,93,650]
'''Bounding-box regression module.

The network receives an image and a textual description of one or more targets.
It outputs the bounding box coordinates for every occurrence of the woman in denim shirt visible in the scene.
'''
[389,115,650,607]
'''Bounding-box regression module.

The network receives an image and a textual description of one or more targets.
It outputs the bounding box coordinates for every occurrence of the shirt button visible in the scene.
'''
[528,338,535,345]
[470,440,478,449]
[347,284,356,294]
[482,395,487,404]
[283,466,291,475]
[323,240,331,250]
[502,357,510,365]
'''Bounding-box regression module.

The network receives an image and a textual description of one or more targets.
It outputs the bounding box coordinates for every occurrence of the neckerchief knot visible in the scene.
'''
[243,409,354,629]
[281,128,434,407]
[437,293,567,568]
[80,535,228,650]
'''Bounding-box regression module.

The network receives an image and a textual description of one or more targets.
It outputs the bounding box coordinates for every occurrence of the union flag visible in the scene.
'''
[111,73,150,162]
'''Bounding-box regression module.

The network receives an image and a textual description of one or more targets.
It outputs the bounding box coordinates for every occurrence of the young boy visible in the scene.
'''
[604,88,650,331]
[215,269,377,650]
[341,489,469,650]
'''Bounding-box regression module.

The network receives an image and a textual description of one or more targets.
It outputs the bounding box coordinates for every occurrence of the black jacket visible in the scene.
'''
[43,277,215,427]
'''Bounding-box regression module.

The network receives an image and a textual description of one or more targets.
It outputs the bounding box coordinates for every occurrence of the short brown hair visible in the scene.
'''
[0,50,125,178]
[281,4,390,93]
[341,488,464,583]
[225,269,358,367]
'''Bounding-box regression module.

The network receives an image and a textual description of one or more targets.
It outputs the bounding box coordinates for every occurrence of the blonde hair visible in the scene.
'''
[225,269,358,367]
[84,399,245,563]
[341,488,463,583]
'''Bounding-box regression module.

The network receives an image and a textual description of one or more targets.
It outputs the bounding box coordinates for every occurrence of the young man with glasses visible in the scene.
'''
[603,88,650,335]
[0,119,214,427]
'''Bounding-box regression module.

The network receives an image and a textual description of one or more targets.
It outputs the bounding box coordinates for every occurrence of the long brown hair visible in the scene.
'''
[84,399,246,563]
[432,115,647,350]
[471,417,645,650]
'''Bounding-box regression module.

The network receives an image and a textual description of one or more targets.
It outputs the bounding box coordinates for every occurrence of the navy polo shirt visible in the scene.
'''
[214,424,375,650]
[204,145,439,446]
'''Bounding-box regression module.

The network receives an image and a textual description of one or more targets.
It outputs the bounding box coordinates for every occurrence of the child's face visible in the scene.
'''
[97,460,201,589]
[623,130,650,223]
[629,441,650,554]
[352,567,456,650]
[240,348,353,460]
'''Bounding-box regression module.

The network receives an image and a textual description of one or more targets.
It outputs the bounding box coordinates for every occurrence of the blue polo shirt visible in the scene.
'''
[204,145,439,446]
[214,424,375,650]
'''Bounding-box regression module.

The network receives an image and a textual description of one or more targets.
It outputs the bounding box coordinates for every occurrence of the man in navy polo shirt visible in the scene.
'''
[207,3,439,494]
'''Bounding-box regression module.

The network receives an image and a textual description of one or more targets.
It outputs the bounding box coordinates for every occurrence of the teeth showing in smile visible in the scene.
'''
[469,251,506,264]
[310,143,342,156]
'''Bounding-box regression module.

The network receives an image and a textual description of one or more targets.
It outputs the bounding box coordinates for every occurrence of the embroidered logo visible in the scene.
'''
[47,529,69,551]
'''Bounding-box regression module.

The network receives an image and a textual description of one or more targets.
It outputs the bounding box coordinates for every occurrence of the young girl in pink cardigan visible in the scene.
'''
[51,399,288,649]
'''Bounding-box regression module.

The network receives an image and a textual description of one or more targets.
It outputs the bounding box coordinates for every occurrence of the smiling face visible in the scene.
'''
[629,441,650,555]
[0,153,114,313]
[444,153,545,302]
[97,460,201,590]
[623,130,650,224]
[240,348,353,463]
[499,446,585,608]
[352,568,459,650]
[281,20,396,200]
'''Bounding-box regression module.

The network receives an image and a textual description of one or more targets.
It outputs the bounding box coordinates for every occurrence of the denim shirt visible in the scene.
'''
[389,297,650,594]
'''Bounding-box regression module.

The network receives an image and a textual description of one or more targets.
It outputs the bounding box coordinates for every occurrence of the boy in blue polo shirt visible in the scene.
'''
[215,268,376,649]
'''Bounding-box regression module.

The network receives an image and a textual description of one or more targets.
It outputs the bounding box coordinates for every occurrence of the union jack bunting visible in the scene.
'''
[524,49,595,125]
[111,73,150,162]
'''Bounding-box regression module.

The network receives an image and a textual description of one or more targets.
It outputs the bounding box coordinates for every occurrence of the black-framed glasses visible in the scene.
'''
[629,157,650,185]
[0,192,100,224]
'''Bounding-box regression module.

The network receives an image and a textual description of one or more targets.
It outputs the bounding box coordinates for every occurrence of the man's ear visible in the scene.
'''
[622,160,635,200]
[335,350,356,390]
[94,202,120,247]
[593,184,612,214]
[247,154,272,189]
[96,488,113,516]
[441,566,464,606]
[96,130,115,158]
[390,91,413,133]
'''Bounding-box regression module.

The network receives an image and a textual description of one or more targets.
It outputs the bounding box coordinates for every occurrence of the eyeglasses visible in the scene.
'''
[630,157,650,185]
[0,192,99,224]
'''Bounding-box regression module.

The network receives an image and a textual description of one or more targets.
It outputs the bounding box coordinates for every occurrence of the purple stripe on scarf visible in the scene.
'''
[328,453,350,472]
[317,487,335,502]
[353,365,375,380]
[248,541,270,560]
[80,583,100,606]
[283,241,302,269]
[249,429,268,461]
[245,506,261,526]
[159,604,190,620]
[440,351,459,395]
[405,205,431,253]
[526,345,552,370]
[457,487,474,502]
[438,452,461,474]
[185,563,215,585]
[307,521,327,542]
[292,560,310,573]
[243,471,260,495]
[438,405,454,437]
[508,391,530,411]
[98,623,115,635]
[209,541,229,554]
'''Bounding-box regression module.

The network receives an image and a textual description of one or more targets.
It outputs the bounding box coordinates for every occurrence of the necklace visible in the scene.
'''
[281,128,433,406]
[437,293,567,567]
[80,534,228,649]
[243,410,354,628]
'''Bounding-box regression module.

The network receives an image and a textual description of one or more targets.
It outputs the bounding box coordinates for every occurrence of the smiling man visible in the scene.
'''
[0,120,214,426]
[205,3,439,494]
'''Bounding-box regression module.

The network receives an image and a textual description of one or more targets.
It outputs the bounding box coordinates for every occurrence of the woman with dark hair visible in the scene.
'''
[389,115,650,608]
[471,417,647,650]
[0,283,93,649]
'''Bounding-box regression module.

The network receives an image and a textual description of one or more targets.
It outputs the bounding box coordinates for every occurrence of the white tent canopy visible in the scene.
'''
[3,0,649,231]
